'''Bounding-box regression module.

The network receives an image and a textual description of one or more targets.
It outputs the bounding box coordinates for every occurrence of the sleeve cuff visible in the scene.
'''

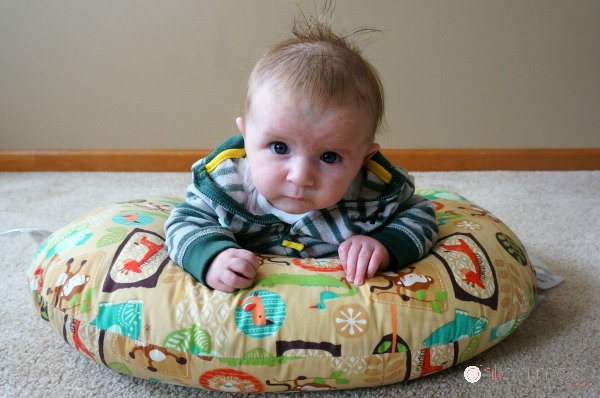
[370,230,420,271]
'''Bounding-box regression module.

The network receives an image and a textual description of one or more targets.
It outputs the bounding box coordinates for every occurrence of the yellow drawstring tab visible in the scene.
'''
[281,240,305,251]
[205,148,246,173]
[365,159,392,184]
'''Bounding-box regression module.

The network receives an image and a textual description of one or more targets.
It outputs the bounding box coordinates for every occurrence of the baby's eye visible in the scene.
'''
[271,142,289,155]
[321,152,341,164]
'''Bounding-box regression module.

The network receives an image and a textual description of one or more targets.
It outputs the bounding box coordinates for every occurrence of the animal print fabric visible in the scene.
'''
[26,189,536,393]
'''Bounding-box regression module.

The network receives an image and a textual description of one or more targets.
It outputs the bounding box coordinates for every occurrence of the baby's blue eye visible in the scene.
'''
[271,142,289,155]
[321,152,341,164]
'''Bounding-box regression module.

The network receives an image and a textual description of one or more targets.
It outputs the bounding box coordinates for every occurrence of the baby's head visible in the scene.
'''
[236,19,386,214]
[242,19,385,138]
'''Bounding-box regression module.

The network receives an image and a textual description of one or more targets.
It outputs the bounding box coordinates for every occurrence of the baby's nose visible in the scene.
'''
[287,160,315,187]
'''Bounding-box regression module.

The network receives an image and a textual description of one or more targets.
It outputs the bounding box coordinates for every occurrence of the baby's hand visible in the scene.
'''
[206,248,260,292]
[338,235,390,285]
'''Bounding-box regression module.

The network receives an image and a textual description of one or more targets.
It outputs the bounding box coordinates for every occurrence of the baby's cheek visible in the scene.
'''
[253,171,278,194]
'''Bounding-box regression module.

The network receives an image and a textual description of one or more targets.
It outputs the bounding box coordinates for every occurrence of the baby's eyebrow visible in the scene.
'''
[322,145,358,154]
[261,131,290,142]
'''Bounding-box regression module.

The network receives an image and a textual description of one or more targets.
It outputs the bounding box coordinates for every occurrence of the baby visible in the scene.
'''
[165,20,438,292]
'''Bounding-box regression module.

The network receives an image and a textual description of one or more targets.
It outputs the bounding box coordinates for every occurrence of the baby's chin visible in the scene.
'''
[273,202,316,215]
[269,197,325,215]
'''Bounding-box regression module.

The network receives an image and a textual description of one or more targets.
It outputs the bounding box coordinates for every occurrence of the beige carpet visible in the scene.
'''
[1,171,598,397]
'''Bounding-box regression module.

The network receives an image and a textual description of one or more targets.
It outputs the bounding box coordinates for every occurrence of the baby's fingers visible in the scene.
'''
[365,250,384,279]
[222,249,259,277]
[340,241,373,285]
[338,240,357,283]
[234,249,260,270]
[208,249,259,292]
[338,240,350,272]
[352,246,377,285]
[339,236,388,285]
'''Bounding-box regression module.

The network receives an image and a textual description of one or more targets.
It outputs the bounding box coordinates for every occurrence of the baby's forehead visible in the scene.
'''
[250,82,376,122]
[245,76,380,140]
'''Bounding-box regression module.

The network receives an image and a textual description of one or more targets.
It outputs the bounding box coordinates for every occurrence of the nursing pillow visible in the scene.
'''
[26,189,536,393]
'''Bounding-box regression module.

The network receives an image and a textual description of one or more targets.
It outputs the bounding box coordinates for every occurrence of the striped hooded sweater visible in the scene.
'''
[165,135,438,286]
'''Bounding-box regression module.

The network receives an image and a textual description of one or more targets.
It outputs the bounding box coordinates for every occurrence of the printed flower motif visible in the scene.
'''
[455,220,482,231]
[334,304,369,338]
[199,369,264,393]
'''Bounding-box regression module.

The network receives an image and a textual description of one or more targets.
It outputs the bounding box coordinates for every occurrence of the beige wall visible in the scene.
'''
[1,0,599,150]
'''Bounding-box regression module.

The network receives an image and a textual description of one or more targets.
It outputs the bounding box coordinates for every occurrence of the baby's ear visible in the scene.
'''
[236,117,246,137]
[363,143,381,163]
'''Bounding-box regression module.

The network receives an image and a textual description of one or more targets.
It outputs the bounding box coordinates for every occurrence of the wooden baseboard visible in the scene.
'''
[1,148,599,172]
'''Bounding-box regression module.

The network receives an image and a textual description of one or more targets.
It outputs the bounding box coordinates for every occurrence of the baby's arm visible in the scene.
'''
[339,194,438,285]
[206,248,260,292]
[338,235,391,285]
[369,194,439,271]
[165,185,243,288]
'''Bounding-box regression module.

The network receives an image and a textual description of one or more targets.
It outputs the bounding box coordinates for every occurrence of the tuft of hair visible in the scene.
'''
[244,12,385,136]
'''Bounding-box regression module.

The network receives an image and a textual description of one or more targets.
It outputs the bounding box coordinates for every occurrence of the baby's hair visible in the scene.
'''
[243,10,385,136]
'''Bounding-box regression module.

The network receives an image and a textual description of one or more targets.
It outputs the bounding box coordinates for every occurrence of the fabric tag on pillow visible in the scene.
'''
[530,255,564,289]
[0,228,52,246]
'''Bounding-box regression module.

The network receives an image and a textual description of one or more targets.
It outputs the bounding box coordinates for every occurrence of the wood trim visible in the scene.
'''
[0,150,210,172]
[1,148,599,172]
[383,148,600,171]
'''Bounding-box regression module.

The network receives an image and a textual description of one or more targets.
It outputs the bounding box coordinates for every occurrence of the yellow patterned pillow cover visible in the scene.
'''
[27,189,536,393]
